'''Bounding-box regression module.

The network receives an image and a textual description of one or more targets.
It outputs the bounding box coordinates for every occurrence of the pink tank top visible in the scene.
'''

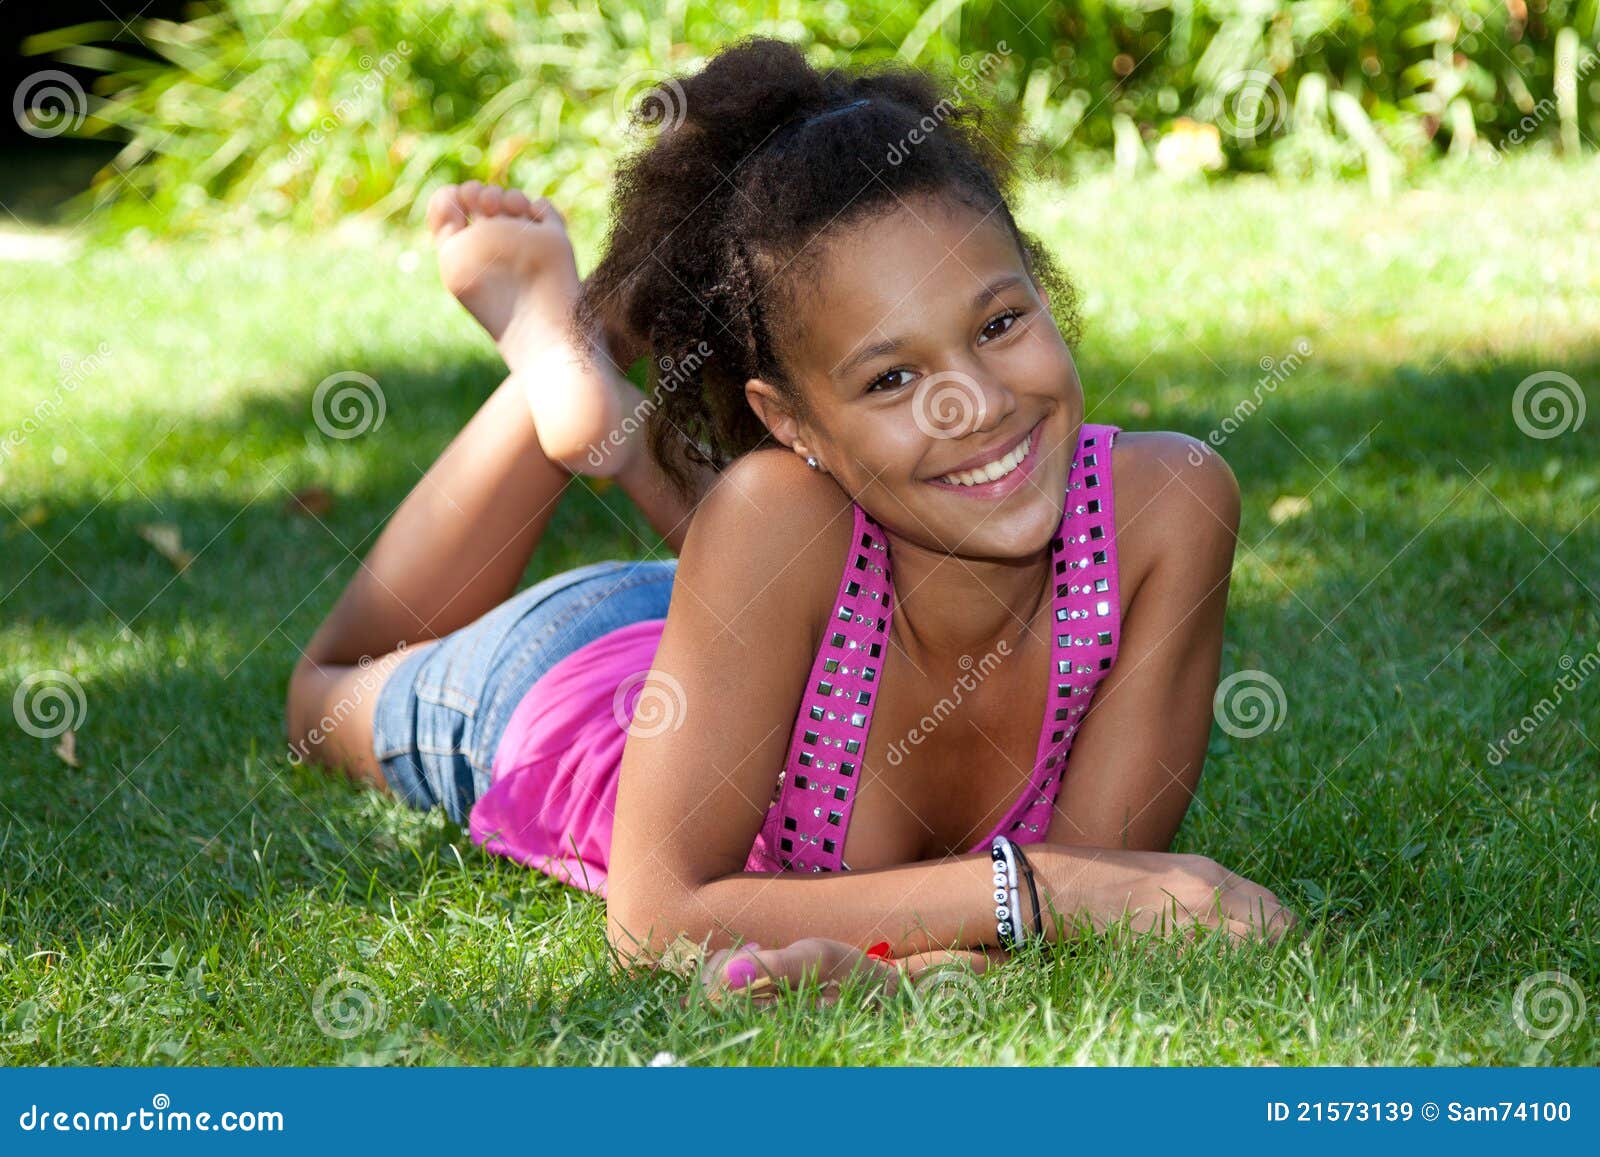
[470,423,1123,896]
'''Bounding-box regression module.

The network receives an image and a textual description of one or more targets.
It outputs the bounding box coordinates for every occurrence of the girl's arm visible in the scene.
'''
[617,840,1291,966]
[1043,432,1243,852]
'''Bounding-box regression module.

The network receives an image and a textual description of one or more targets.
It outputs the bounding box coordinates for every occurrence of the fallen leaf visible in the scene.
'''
[1268,495,1311,524]
[284,486,334,518]
[138,523,193,572]
[54,730,79,768]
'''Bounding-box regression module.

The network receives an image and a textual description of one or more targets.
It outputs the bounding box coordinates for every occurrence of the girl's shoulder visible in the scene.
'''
[1110,428,1239,502]
[1110,429,1243,597]
[699,446,858,554]
[672,446,857,638]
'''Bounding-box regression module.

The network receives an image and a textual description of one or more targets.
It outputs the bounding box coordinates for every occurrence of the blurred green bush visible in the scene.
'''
[29,0,1600,232]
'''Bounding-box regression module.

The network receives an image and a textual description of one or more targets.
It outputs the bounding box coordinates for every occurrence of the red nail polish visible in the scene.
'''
[865,940,893,961]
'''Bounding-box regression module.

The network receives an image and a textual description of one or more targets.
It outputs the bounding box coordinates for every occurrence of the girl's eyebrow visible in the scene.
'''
[832,335,904,380]
[972,272,1027,307]
[830,273,1030,381]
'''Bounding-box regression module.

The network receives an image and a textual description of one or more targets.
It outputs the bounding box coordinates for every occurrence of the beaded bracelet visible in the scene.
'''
[990,836,1026,950]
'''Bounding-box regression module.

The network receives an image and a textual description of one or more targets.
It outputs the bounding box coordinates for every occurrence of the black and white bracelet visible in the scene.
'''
[990,836,1026,950]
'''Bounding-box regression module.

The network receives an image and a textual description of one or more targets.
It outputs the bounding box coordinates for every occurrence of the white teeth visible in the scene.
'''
[936,431,1033,487]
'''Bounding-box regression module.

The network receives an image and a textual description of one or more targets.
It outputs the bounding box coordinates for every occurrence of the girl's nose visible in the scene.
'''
[911,366,1015,441]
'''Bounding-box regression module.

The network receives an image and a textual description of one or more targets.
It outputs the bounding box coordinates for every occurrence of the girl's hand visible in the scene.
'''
[695,938,998,1008]
[1037,846,1297,944]
[696,938,891,1007]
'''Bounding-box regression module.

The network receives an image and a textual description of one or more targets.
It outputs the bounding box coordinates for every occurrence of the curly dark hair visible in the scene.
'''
[575,36,1082,499]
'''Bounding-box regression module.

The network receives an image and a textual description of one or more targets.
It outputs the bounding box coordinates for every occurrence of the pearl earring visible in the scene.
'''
[804,455,819,470]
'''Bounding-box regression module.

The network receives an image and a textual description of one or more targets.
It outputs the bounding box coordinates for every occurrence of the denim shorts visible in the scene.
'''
[370,558,678,824]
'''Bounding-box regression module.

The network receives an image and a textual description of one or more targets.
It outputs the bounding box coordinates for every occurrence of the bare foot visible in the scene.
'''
[427,181,645,476]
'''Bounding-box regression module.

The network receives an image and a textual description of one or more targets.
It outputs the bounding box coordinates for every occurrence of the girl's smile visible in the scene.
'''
[924,414,1044,496]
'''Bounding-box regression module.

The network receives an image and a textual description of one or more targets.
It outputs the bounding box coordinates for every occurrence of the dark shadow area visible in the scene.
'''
[2,2,190,134]
[0,139,119,225]
[2,2,185,223]
[3,351,667,632]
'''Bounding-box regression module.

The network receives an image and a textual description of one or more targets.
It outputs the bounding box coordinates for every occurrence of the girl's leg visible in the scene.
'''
[288,189,711,785]
[286,369,569,786]
[426,182,718,553]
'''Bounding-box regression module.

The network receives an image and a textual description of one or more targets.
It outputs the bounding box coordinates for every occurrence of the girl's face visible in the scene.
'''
[748,193,1085,561]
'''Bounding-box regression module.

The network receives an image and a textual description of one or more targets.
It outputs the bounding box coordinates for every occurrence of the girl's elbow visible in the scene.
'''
[605,902,705,971]
[605,874,729,968]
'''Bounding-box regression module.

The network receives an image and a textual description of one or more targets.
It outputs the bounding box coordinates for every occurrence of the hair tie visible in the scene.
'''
[760,97,871,153]
[799,97,870,127]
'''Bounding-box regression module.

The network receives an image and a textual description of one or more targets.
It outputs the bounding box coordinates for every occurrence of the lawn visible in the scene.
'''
[1,154,1597,1065]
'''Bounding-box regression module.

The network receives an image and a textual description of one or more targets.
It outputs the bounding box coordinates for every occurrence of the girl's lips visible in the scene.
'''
[924,419,1043,500]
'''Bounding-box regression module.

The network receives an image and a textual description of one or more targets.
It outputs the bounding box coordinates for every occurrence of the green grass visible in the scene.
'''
[2,155,1598,1065]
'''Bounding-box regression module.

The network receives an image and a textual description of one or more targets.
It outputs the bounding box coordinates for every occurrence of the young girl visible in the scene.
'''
[287,38,1294,1004]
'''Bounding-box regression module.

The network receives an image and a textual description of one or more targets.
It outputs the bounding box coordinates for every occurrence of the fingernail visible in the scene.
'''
[724,957,759,989]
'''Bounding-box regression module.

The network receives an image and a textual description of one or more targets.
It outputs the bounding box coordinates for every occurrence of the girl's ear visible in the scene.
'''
[745,377,806,454]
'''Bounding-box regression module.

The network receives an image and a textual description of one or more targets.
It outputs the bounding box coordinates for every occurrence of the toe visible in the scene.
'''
[426,185,470,241]
[478,184,505,215]
[503,189,534,217]
[529,197,565,227]
[457,180,486,215]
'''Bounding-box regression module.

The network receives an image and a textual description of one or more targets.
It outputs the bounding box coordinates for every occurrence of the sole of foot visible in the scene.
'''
[427,181,644,477]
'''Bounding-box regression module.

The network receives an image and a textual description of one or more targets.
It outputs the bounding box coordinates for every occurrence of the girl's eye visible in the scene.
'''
[979,310,1022,343]
[864,312,1024,392]
[866,368,913,394]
